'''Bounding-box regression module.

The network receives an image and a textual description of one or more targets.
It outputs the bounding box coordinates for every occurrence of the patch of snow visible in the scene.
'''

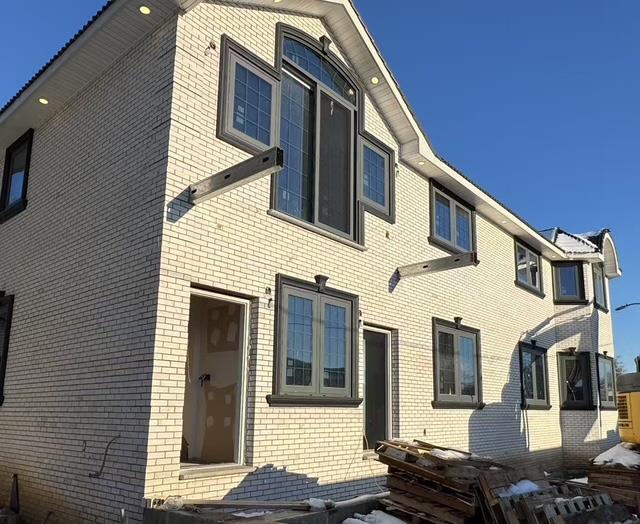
[307,498,330,510]
[334,492,389,508]
[429,449,469,461]
[232,510,272,518]
[343,509,407,524]
[570,477,588,484]
[499,480,540,498]
[593,443,640,469]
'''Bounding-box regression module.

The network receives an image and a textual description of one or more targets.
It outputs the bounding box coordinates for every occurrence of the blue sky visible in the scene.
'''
[1,1,638,370]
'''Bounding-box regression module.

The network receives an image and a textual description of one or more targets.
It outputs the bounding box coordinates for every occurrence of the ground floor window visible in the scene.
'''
[0,293,15,406]
[558,352,593,409]
[432,318,482,408]
[519,342,550,409]
[597,354,616,409]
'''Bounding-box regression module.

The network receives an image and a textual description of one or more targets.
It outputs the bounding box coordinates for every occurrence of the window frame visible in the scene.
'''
[0,292,15,406]
[557,351,594,410]
[592,263,608,312]
[269,274,361,407]
[552,262,587,305]
[429,181,476,255]
[1,129,34,223]
[358,131,395,224]
[518,342,550,410]
[514,240,544,297]
[596,354,616,409]
[432,318,484,409]
[217,35,281,155]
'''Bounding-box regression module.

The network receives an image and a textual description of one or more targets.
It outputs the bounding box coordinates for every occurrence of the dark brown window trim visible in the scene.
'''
[592,263,609,312]
[552,261,586,304]
[518,342,551,409]
[271,274,360,405]
[595,353,616,409]
[594,303,610,314]
[432,317,483,408]
[557,351,595,410]
[514,279,546,299]
[428,179,477,255]
[358,131,396,224]
[0,294,15,406]
[513,238,544,297]
[217,34,281,156]
[1,129,33,222]
[522,404,553,411]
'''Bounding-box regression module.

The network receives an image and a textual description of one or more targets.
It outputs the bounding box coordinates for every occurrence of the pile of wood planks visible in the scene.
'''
[589,463,640,512]
[375,440,637,523]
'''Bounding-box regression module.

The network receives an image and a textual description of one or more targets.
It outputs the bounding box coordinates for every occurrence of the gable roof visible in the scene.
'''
[0,0,615,265]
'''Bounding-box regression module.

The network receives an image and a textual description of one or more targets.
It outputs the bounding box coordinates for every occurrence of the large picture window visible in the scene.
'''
[1,129,33,222]
[270,275,360,406]
[432,318,482,408]
[429,183,475,253]
[558,352,593,410]
[553,262,586,304]
[515,241,543,296]
[597,354,616,409]
[519,343,550,409]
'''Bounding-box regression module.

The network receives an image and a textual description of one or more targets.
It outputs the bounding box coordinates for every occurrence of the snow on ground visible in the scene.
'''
[499,480,540,498]
[342,509,407,524]
[429,449,470,461]
[593,443,640,469]
[570,477,588,484]
[232,510,272,518]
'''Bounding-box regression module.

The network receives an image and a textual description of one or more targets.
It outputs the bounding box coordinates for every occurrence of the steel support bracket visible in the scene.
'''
[397,251,479,279]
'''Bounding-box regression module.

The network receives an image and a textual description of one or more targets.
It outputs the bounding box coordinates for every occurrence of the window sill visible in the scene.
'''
[431,400,485,410]
[266,394,363,407]
[560,405,596,411]
[179,464,255,480]
[362,201,394,225]
[514,280,545,299]
[267,209,367,251]
[594,303,610,314]
[599,405,618,411]
[0,200,27,224]
[554,299,589,306]
[521,403,552,411]
[427,235,472,257]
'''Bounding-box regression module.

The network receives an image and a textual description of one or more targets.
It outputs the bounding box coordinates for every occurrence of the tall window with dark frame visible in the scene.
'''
[270,276,359,405]
[593,263,607,310]
[276,34,358,239]
[0,294,15,405]
[553,262,585,303]
[430,185,474,253]
[433,319,482,407]
[515,242,542,294]
[519,343,549,408]
[558,352,593,409]
[1,129,33,221]
[597,354,616,408]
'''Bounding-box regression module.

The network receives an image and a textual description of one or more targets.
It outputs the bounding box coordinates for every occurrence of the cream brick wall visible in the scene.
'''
[144,0,618,507]
[0,18,178,524]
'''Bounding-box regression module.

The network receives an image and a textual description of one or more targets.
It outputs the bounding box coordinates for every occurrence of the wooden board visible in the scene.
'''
[387,476,476,516]
[388,492,468,524]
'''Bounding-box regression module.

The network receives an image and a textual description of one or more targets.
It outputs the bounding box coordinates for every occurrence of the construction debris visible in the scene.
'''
[589,443,640,512]
[375,439,637,523]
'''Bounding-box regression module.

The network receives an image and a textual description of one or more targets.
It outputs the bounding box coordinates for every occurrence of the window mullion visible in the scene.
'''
[314,294,322,394]
[453,333,460,399]
[450,200,457,248]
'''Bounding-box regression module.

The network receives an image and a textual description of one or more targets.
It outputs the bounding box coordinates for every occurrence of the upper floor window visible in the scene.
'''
[430,183,474,253]
[359,134,394,223]
[558,352,593,410]
[597,354,616,409]
[593,263,607,311]
[432,318,482,408]
[553,262,585,304]
[274,32,358,239]
[519,343,549,409]
[269,275,360,406]
[515,241,543,295]
[1,129,33,222]
[218,36,279,154]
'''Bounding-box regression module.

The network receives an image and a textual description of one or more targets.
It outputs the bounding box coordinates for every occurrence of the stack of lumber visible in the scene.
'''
[589,442,640,512]
[375,440,636,523]
[375,440,505,523]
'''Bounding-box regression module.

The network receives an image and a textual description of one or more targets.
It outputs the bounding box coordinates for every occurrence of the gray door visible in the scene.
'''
[364,329,389,450]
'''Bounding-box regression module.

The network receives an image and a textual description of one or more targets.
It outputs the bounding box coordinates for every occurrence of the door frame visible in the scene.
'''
[189,288,251,466]
[363,326,393,443]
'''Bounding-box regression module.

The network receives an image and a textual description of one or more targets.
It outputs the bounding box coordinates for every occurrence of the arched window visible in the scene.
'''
[275,29,360,239]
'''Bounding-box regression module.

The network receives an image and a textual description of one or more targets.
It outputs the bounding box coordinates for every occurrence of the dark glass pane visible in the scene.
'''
[364,330,387,449]
[283,37,356,104]
[534,353,546,400]
[600,358,615,402]
[277,75,314,221]
[438,332,455,395]
[459,335,476,396]
[516,246,528,284]
[455,206,471,251]
[435,194,451,241]
[522,351,534,400]
[286,295,313,386]
[323,303,346,388]
[558,265,579,297]
[318,93,351,234]
[594,266,606,306]
[605,362,615,402]
[232,63,272,145]
[529,253,540,289]
[363,145,386,207]
[564,358,584,401]
[7,143,27,206]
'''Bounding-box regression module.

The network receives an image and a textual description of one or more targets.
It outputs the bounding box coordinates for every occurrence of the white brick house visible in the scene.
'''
[0,1,623,522]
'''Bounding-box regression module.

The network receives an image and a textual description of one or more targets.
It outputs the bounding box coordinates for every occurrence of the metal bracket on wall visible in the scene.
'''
[189,146,284,205]
[397,251,479,279]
